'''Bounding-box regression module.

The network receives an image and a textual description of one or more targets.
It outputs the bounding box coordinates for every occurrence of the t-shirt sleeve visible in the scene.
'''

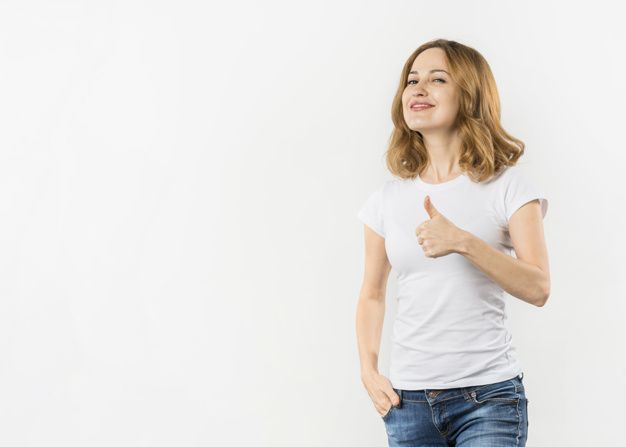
[357,183,386,238]
[503,166,549,222]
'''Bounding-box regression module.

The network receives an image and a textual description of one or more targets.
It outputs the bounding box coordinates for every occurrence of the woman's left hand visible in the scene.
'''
[416,196,468,258]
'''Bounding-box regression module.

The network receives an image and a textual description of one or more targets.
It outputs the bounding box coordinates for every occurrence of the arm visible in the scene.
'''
[457,199,551,307]
[356,225,392,378]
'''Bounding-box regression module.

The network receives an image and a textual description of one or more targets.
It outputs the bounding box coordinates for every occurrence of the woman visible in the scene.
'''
[356,39,549,446]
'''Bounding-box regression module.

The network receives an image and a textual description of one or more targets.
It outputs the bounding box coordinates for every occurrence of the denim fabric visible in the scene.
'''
[381,373,528,446]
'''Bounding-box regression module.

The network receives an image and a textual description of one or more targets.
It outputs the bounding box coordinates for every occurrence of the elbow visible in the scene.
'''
[534,282,551,307]
[535,292,550,307]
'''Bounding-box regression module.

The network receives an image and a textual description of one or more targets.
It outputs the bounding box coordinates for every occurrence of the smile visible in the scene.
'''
[411,105,434,111]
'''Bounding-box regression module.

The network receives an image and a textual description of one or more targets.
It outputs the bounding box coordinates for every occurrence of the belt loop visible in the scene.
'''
[398,389,403,408]
[518,372,524,380]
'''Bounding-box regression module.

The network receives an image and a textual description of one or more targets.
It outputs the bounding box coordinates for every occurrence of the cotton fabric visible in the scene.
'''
[357,165,548,390]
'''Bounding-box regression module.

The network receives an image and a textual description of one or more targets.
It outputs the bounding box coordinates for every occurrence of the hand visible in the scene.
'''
[361,370,401,417]
[416,195,467,258]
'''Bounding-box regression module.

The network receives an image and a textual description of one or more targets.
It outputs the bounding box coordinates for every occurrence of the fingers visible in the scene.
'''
[415,223,426,238]
[416,224,426,245]
[367,374,401,416]
[378,395,400,416]
[378,401,391,416]
[381,383,401,407]
[392,391,401,406]
[375,391,401,416]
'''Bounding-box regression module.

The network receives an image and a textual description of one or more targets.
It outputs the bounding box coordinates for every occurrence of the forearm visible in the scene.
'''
[457,231,549,306]
[356,292,385,376]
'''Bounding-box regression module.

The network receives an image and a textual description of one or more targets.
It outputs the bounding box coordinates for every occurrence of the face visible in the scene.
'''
[402,47,460,134]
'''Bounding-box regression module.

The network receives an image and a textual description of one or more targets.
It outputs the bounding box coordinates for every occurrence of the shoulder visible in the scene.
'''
[502,163,530,178]
[370,178,405,196]
[362,176,415,201]
[488,163,533,188]
[383,177,412,192]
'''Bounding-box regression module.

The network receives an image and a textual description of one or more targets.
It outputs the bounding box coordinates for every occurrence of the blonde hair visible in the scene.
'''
[386,38,525,182]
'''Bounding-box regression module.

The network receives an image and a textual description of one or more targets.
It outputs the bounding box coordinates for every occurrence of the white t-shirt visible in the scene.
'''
[357,164,548,390]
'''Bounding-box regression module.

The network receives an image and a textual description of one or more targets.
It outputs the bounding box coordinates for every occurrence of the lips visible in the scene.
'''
[411,104,434,111]
[409,99,435,110]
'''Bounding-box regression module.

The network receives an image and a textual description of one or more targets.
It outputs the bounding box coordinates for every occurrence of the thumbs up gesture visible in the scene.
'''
[416,196,468,258]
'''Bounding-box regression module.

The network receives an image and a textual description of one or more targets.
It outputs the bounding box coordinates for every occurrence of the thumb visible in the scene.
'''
[386,387,401,406]
[424,195,440,218]
[392,390,401,406]
[381,379,401,405]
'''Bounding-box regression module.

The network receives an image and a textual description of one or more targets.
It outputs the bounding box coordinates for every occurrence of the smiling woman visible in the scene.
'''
[356,38,548,447]
[386,40,526,183]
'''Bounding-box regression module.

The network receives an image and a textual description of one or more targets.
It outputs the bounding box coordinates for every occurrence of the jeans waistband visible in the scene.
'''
[393,372,525,404]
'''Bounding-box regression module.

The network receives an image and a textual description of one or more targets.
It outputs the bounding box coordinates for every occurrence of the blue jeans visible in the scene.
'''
[382,373,528,446]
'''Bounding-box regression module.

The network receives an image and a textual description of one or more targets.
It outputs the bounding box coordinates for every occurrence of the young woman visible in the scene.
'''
[356,39,549,446]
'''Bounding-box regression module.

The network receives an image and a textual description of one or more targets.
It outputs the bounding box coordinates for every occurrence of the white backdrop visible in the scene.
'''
[0,1,624,446]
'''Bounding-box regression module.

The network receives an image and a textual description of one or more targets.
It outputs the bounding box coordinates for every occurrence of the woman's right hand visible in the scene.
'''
[361,370,401,417]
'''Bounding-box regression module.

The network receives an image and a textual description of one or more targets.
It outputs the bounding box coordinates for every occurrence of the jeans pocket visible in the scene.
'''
[471,380,520,404]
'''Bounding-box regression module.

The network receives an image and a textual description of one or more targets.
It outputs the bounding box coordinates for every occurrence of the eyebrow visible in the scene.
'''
[408,69,449,75]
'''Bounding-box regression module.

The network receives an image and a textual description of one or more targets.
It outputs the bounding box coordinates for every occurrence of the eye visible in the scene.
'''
[406,78,446,85]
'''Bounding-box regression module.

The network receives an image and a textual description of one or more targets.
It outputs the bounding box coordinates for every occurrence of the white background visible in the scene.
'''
[0,1,624,446]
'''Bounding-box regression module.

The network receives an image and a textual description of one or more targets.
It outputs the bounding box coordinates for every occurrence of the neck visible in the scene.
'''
[419,129,463,181]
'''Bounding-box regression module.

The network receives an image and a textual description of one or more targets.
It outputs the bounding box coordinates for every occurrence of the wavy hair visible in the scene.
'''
[386,38,525,183]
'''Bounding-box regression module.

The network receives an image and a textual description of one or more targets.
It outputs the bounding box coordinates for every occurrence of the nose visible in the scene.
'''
[410,80,428,96]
